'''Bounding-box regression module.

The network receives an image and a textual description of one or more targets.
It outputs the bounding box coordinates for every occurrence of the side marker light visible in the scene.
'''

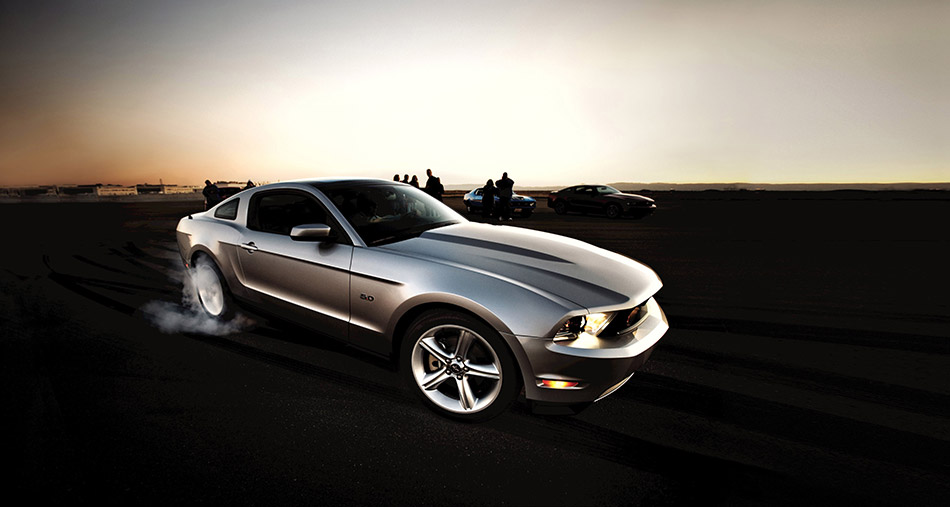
[539,379,580,389]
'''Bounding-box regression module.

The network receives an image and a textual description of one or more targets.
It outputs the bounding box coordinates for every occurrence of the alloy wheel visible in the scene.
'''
[194,263,226,317]
[409,325,503,414]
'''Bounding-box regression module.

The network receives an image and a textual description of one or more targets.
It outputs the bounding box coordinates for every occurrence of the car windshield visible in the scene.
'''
[317,183,464,246]
[595,186,620,195]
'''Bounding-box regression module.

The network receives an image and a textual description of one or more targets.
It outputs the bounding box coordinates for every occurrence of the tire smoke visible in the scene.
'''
[142,258,253,336]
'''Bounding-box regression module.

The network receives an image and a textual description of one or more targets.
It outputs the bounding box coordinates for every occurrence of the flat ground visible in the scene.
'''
[2,191,948,505]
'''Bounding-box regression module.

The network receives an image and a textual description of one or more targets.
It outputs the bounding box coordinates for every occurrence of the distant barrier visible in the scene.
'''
[0,193,206,204]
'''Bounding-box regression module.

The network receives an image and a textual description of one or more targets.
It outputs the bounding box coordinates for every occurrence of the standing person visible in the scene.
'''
[402,174,410,184]
[202,179,221,210]
[244,180,256,190]
[432,176,445,202]
[424,168,437,196]
[481,179,495,219]
[393,174,401,182]
[496,171,514,220]
[409,175,420,188]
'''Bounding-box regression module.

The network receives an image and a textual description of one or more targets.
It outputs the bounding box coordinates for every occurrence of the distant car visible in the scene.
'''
[547,185,656,219]
[218,187,246,200]
[462,188,537,217]
[177,178,667,421]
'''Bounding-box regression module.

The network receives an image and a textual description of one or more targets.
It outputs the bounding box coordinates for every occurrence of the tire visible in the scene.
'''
[401,310,521,422]
[553,201,568,215]
[191,256,235,320]
[606,203,622,219]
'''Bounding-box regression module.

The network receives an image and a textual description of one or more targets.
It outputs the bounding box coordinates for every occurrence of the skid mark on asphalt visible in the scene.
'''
[668,314,950,354]
[618,372,950,474]
[146,242,180,254]
[182,330,408,401]
[85,242,183,281]
[45,255,139,316]
[73,255,133,277]
[490,405,814,505]
[56,255,177,298]
[657,341,950,418]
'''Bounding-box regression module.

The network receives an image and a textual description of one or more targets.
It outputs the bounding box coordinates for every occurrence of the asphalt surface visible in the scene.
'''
[2,192,948,505]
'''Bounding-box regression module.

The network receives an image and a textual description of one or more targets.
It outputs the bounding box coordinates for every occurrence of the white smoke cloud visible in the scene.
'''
[142,258,254,336]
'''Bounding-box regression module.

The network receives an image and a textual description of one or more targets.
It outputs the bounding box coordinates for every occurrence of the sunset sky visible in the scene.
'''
[1,0,947,187]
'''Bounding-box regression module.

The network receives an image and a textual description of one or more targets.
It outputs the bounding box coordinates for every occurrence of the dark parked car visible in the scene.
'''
[462,188,537,217]
[218,186,245,200]
[547,185,656,219]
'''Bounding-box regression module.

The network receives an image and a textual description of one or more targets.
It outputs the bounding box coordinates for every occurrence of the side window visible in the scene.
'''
[251,193,329,236]
[214,198,239,220]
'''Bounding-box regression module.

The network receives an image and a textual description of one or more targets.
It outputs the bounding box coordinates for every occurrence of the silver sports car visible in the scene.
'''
[176,178,668,421]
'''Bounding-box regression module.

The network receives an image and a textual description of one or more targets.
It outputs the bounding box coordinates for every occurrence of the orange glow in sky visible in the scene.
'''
[1,0,947,187]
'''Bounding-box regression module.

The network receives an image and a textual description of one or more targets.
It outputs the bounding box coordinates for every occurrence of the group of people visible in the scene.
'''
[480,172,515,220]
[393,168,444,202]
[202,171,517,221]
[202,179,256,210]
[391,169,516,220]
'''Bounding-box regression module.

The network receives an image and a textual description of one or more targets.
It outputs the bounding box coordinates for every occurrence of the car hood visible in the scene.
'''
[378,222,661,310]
[606,192,654,203]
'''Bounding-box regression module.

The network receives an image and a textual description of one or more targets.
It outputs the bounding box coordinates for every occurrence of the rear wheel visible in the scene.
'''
[401,310,520,421]
[553,200,568,215]
[192,256,234,320]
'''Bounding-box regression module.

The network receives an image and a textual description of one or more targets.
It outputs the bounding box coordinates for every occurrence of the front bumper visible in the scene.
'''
[624,202,657,218]
[508,297,668,404]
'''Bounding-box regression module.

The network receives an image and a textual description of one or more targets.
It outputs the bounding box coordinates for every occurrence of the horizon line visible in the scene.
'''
[2,180,949,187]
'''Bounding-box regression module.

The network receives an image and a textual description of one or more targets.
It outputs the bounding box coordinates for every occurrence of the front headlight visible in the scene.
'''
[555,312,615,339]
[583,312,612,335]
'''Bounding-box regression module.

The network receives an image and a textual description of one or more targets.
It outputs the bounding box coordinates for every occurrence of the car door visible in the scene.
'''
[237,189,354,338]
[591,186,613,210]
[572,186,597,213]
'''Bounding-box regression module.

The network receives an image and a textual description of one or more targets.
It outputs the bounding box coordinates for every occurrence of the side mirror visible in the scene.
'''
[290,224,332,241]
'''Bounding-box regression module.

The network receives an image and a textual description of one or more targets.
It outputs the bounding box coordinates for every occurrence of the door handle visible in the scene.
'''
[240,242,258,253]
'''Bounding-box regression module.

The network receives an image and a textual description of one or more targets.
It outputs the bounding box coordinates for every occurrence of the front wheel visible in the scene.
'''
[553,201,568,215]
[606,203,622,219]
[401,311,521,422]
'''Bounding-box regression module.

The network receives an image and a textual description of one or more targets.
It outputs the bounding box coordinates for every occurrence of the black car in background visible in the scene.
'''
[217,186,246,200]
[462,188,537,217]
[547,185,656,219]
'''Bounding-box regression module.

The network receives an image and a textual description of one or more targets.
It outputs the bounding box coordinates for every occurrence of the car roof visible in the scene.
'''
[560,184,612,190]
[251,178,406,191]
[282,177,395,185]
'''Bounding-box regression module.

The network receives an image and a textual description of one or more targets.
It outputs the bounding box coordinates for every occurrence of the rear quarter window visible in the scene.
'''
[214,198,239,220]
